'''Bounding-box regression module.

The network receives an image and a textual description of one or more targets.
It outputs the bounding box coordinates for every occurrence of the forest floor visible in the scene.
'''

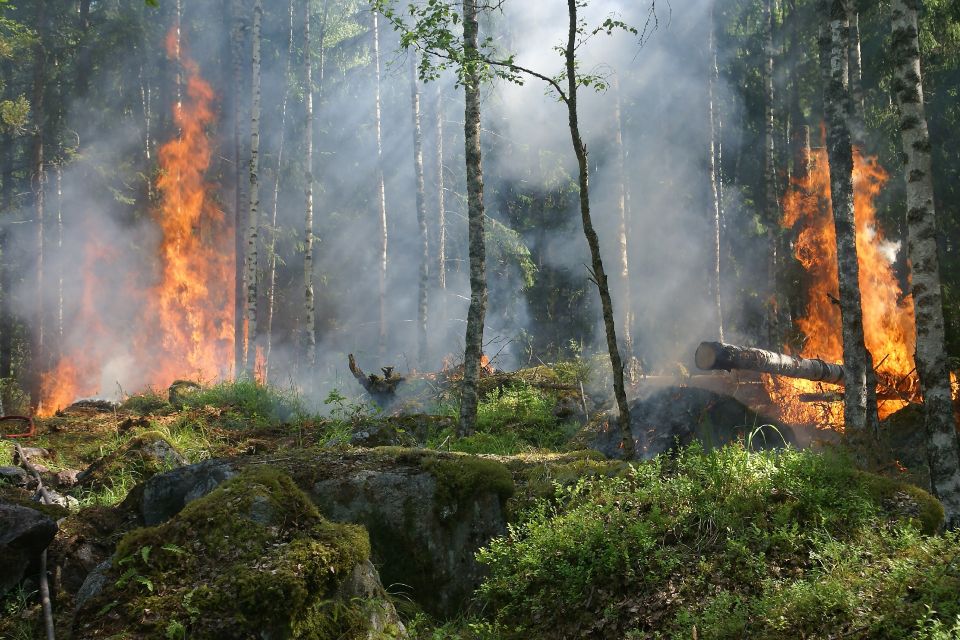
[2,369,960,639]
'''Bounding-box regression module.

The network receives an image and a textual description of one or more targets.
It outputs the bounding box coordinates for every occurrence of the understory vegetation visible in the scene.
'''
[3,376,960,639]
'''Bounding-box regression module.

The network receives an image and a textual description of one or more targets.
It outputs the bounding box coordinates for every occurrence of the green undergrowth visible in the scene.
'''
[74,466,393,639]
[472,444,957,640]
[430,381,579,455]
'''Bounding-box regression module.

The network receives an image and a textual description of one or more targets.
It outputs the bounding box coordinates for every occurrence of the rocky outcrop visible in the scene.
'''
[137,447,514,617]
[74,467,406,639]
[0,501,58,596]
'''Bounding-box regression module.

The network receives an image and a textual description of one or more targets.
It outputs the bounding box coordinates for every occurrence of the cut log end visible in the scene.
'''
[695,342,722,370]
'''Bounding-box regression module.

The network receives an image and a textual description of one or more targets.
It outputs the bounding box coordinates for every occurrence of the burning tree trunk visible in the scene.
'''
[244,0,262,373]
[348,353,405,402]
[891,0,960,528]
[373,11,389,361]
[564,0,634,458]
[695,341,844,384]
[303,0,317,366]
[763,0,780,347]
[458,0,488,437]
[409,53,429,369]
[821,0,878,441]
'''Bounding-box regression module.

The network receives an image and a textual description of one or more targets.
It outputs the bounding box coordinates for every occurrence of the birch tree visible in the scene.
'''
[409,53,429,369]
[264,0,296,379]
[373,11,389,361]
[821,0,878,442]
[890,0,960,528]
[708,1,724,343]
[245,0,262,373]
[434,83,447,325]
[304,0,317,366]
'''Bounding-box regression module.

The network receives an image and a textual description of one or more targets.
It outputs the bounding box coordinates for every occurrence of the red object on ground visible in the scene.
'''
[0,415,36,438]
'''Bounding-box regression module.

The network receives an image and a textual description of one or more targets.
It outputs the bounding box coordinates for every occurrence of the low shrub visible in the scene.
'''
[475,444,958,639]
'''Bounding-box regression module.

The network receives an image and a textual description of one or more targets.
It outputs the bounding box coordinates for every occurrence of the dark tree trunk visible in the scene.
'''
[564,0,634,458]
[29,0,48,411]
[457,0,488,436]
[891,0,960,528]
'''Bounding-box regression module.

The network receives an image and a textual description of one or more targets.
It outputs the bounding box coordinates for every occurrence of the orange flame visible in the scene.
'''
[765,145,917,427]
[37,30,233,415]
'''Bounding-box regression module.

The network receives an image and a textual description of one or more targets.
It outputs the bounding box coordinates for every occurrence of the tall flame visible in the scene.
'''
[37,31,233,415]
[766,145,917,427]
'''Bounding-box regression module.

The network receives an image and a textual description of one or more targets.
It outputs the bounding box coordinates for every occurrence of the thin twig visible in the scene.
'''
[15,443,56,640]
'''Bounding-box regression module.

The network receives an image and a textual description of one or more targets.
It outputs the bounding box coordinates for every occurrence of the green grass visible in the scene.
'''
[177,378,307,427]
[473,444,958,639]
[430,382,578,455]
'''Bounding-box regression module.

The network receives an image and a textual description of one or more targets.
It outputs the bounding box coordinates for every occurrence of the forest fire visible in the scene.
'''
[764,146,918,428]
[37,33,232,415]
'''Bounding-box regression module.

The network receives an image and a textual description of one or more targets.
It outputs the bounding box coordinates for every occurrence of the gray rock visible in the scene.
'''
[141,459,236,525]
[55,469,81,487]
[17,447,50,461]
[339,559,407,638]
[43,489,80,511]
[0,466,29,487]
[0,502,58,596]
[309,459,508,617]
[75,559,111,610]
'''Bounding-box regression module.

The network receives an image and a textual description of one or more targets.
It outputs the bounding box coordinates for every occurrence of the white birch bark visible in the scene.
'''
[891,0,960,528]
[245,0,262,373]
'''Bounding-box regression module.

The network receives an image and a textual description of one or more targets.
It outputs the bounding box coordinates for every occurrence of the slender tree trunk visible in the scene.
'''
[303,0,317,366]
[564,0,634,458]
[821,0,878,444]
[612,76,638,382]
[244,0,262,373]
[76,0,91,98]
[457,0,488,436]
[231,0,248,376]
[434,83,447,326]
[763,0,781,347]
[139,64,154,200]
[708,2,724,343]
[29,0,47,410]
[891,0,960,529]
[409,54,429,369]
[373,11,389,360]
[846,0,866,146]
[265,0,295,379]
[0,105,13,382]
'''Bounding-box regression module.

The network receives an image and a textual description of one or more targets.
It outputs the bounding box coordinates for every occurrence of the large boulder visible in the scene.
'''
[137,448,514,617]
[73,466,405,639]
[583,387,795,460]
[140,459,236,525]
[0,500,58,596]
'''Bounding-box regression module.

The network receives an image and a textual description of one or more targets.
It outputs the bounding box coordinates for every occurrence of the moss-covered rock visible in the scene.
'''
[73,466,404,639]
[77,430,187,491]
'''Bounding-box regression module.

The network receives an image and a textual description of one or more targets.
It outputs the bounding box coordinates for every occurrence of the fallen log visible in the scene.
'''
[695,341,844,384]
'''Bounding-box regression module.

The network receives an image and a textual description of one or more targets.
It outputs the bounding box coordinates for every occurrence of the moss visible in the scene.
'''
[77,466,380,639]
[422,454,515,515]
[78,430,185,491]
[855,470,945,534]
[0,484,70,520]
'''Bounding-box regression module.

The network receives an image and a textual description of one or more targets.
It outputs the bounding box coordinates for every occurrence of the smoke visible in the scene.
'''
[7,0,761,412]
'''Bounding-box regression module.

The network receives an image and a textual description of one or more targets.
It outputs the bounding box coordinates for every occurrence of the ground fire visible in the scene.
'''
[36,32,233,416]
